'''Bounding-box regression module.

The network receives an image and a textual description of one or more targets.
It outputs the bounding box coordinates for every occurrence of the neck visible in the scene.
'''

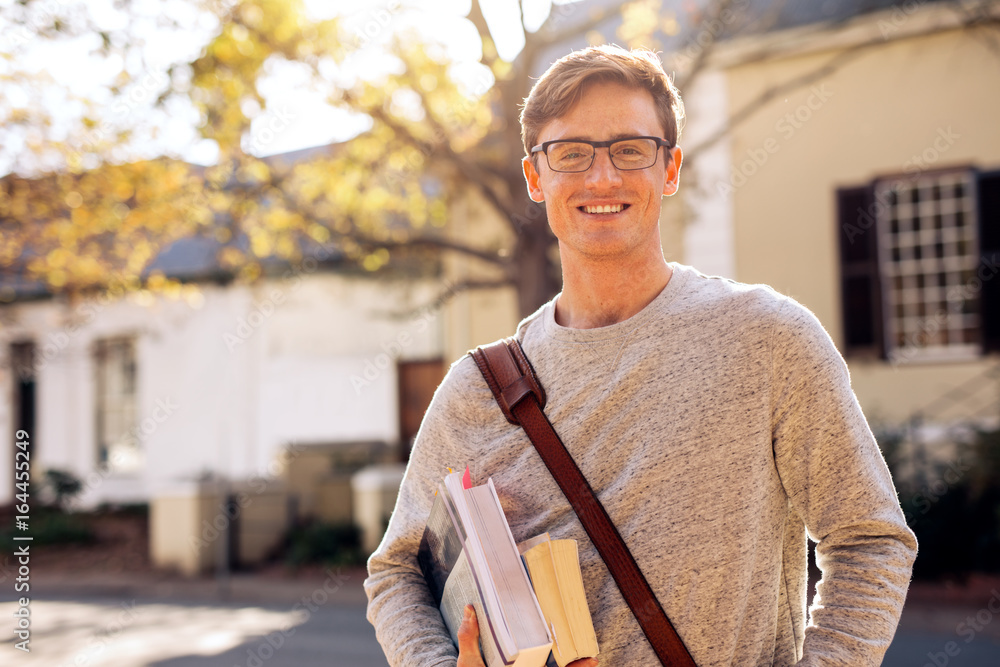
[555,247,672,329]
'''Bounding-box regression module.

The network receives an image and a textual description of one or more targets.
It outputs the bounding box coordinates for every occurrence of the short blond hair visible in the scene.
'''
[519,45,684,156]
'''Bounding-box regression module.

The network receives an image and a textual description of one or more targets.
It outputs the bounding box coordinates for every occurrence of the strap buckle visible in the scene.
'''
[470,337,547,425]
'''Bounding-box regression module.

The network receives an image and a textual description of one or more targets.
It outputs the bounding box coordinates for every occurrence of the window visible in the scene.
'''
[94,338,140,472]
[877,171,979,361]
[10,342,37,483]
[838,168,1000,362]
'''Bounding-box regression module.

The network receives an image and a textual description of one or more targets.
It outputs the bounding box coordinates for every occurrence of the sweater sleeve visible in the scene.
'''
[768,297,917,666]
[364,357,483,667]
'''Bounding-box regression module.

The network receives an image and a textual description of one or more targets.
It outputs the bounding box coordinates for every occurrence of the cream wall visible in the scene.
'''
[673,68,736,276]
[442,191,520,364]
[720,13,1000,423]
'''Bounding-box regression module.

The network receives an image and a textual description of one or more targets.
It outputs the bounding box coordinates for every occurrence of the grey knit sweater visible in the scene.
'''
[365,263,917,666]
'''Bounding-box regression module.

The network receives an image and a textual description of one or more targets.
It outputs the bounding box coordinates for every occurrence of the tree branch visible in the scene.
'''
[383,277,515,319]
[260,165,511,268]
[395,48,511,185]
[686,8,1000,162]
[675,0,745,93]
[467,0,500,70]
[951,0,1000,62]
[685,43,868,162]
[536,1,624,48]
[342,89,518,227]
[353,232,511,268]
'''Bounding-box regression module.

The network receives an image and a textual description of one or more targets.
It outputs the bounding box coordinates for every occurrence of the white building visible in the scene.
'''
[0,261,451,508]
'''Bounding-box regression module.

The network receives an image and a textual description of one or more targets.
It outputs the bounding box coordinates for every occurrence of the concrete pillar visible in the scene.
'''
[150,480,222,576]
[352,463,406,555]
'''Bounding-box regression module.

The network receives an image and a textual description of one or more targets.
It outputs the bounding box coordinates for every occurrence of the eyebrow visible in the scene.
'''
[551,133,649,142]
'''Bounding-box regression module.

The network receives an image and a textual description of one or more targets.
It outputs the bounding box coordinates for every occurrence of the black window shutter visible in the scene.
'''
[978,170,1000,353]
[837,185,884,358]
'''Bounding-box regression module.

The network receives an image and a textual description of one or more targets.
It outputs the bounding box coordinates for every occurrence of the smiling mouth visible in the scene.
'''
[579,204,629,214]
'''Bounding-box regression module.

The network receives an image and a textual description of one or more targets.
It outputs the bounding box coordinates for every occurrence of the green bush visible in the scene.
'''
[44,469,83,510]
[284,521,365,568]
[881,426,1000,580]
[95,502,149,516]
[0,508,95,546]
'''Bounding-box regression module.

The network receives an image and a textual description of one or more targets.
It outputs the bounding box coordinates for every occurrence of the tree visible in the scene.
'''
[11,0,987,316]
[1,0,741,317]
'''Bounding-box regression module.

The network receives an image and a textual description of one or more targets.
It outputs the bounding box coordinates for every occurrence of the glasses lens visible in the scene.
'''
[547,142,594,172]
[610,138,658,169]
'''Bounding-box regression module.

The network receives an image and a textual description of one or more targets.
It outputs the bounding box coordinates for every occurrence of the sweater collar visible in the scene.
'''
[534,262,691,343]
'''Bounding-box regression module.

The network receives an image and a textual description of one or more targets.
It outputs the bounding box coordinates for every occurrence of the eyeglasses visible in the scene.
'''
[530,136,672,173]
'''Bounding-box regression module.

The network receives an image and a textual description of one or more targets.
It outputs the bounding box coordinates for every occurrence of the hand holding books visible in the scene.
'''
[457,605,599,667]
[417,468,599,667]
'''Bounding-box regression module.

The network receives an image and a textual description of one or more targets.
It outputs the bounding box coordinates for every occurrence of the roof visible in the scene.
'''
[0,146,352,302]
[535,0,952,66]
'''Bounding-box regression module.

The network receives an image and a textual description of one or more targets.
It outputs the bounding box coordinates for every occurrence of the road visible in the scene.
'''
[1,594,388,667]
[2,571,999,666]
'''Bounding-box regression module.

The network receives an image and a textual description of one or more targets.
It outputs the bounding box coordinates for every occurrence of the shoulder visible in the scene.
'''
[672,264,794,330]
[674,265,841,361]
[433,353,494,412]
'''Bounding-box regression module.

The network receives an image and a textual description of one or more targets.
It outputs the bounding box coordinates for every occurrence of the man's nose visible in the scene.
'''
[585,148,623,188]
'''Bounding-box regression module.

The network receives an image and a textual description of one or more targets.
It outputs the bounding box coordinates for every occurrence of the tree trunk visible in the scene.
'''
[513,210,560,318]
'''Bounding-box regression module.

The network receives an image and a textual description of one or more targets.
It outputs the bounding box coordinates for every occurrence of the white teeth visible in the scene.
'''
[583,204,625,214]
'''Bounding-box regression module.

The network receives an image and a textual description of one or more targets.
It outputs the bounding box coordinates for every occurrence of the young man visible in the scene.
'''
[365,45,917,667]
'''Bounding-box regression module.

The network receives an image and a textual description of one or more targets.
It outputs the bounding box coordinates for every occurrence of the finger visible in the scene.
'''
[456,604,485,667]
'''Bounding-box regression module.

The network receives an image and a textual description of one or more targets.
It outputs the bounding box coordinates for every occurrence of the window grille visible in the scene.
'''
[874,171,979,361]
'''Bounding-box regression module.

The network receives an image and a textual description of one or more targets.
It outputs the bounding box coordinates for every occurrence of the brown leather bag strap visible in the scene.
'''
[470,337,697,667]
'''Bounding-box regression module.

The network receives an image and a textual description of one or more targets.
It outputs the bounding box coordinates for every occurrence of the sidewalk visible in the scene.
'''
[6,566,1000,666]
[22,563,372,606]
[2,565,389,667]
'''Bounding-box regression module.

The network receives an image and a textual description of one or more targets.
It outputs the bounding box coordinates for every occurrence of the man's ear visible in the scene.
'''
[523,156,545,203]
[662,145,683,197]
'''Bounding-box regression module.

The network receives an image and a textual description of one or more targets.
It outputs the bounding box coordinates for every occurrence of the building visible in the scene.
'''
[662,0,1000,465]
[0,151,516,571]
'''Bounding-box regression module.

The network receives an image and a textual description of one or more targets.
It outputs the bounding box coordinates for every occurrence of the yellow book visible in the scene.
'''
[520,537,600,667]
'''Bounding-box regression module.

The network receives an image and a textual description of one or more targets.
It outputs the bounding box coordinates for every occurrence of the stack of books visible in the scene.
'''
[417,468,599,667]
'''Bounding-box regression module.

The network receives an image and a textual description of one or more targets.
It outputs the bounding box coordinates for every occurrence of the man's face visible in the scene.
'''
[522,80,682,262]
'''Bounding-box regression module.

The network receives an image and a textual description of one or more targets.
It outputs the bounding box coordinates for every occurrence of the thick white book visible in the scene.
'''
[418,468,553,667]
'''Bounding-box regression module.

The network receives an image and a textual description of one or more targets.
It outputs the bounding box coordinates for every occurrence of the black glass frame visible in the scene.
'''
[530,136,673,172]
